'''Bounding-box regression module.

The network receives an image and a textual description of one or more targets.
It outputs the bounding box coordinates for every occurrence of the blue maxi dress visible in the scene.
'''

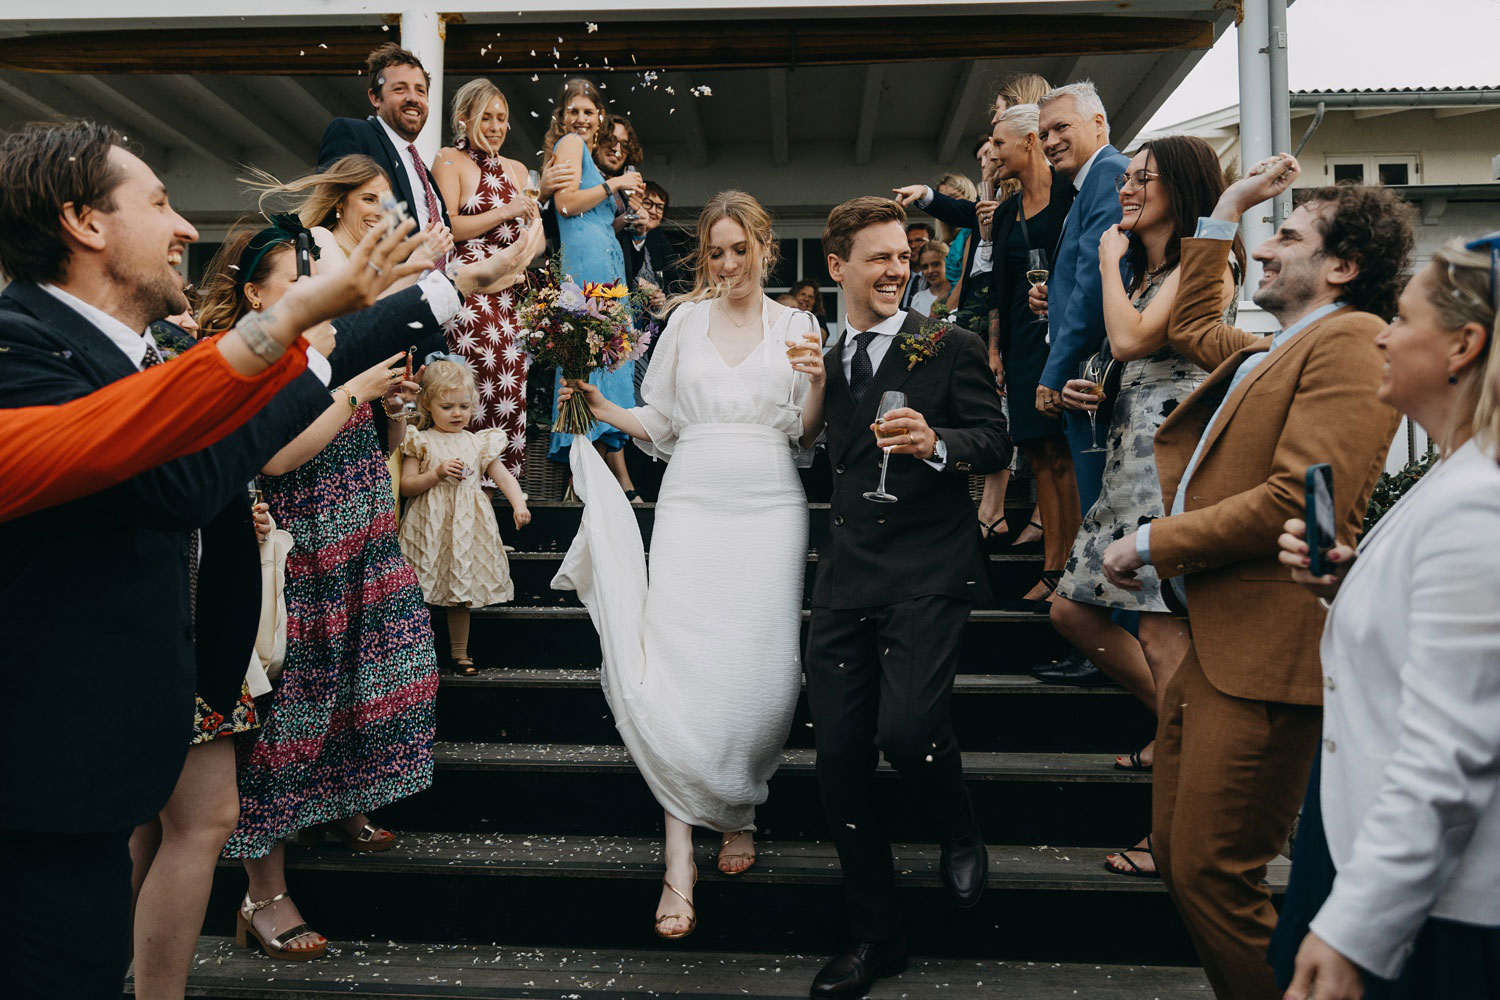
[548,135,634,461]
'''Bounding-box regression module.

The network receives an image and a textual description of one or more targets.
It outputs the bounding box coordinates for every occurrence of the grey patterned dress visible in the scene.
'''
[1055,268,1239,612]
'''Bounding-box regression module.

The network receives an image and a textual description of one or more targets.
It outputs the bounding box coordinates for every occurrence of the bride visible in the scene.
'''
[555,190,824,939]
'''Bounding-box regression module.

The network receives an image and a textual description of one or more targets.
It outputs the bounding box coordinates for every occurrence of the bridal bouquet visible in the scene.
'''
[518,254,656,436]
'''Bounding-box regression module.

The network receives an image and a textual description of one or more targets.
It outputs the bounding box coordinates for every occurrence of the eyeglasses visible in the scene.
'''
[597,136,624,148]
[1465,231,1500,311]
[640,199,666,214]
[1115,169,1159,192]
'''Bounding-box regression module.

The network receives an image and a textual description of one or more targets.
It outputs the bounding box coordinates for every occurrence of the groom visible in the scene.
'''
[806,196,1012,997]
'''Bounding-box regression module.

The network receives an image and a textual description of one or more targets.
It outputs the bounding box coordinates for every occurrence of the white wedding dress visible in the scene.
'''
[554,299,818,831]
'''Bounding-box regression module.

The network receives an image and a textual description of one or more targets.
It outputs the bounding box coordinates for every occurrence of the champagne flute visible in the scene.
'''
[1026,248,1049,290]
[621,166,641,224]
[246,479,263,508]
[863,390,908,503]
[780,328,819,411]
[523,169,542,202]
[1080,355,1107,454]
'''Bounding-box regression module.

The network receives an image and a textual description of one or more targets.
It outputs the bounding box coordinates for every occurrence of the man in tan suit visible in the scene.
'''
[1101,156,1415,999]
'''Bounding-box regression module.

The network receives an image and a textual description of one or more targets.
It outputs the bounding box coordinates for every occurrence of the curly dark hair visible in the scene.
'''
[1296,184,1415,320]
[599,113,644,169]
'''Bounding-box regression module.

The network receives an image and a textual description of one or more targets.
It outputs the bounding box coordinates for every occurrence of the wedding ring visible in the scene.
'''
[367,262,384,275]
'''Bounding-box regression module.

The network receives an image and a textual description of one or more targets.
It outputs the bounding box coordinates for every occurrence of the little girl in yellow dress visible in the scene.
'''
[399,357,530,675]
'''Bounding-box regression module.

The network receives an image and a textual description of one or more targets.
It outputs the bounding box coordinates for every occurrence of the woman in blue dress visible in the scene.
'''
[543,78,648,497]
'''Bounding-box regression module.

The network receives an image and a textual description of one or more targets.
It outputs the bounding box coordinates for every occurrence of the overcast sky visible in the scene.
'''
[1144,0,1500,130]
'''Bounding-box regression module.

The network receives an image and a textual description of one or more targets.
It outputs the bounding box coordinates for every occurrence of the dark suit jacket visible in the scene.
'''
[1039,144,1131,391]
[318,116,453,231]
[0,281,446,833]
[814,312,1011,610]
[619,227,685,296]
[985,175,1074,355]
[924,192,982,310]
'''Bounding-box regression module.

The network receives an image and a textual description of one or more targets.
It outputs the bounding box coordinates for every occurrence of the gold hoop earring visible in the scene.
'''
[249,300,261,311]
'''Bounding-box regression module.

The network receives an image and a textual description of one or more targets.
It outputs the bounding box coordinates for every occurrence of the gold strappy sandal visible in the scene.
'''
[653,862,698,940]
[235,892,328,961]
[718,830,757,875]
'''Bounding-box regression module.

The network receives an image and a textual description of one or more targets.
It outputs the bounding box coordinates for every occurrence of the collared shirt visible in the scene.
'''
[1136,217,1346,604]
[374,114,434,230]
[1071,144,1109,193]
[840,309,947,470]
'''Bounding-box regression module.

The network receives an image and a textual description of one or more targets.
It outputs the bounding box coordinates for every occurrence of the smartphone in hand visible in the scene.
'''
[295,232,313,278]
[1305,463,1335,577]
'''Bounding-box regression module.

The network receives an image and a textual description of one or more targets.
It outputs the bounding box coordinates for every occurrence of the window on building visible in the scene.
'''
[1324,154,1419,187]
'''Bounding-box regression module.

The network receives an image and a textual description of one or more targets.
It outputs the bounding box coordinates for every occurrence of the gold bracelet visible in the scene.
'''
[334,386,358,409]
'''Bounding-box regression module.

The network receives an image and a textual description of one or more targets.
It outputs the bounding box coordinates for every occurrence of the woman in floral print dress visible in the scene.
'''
[433,79,540,481]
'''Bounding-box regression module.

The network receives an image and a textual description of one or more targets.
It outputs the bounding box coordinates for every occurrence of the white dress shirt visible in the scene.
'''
[839,309,947,470]
[1071,144,1109,193]
[375,114,434,230]
[1309,438,1500,979]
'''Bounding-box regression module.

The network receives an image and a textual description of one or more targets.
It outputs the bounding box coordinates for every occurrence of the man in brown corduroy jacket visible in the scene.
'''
[1101,155,1415,999]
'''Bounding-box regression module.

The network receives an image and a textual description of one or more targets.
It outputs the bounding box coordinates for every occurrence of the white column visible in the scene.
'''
[1237,0,1273,292]
[401,8,444,165]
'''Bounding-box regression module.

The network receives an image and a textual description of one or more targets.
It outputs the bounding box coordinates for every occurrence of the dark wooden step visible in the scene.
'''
[378,744,1154,845]
[495,498,1041,553]
[203,834,1279,965]
[154,937,1213,998]
[466,606,1070,673]
[434,669,1152,752]
[503,549,1047,607]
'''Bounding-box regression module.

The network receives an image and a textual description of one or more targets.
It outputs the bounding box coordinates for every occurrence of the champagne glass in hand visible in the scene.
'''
[523,169,542,202]
[864,391,909,503]
[1027,249,1049,289]
[1080,355,1107,454]
[780,329,820,411]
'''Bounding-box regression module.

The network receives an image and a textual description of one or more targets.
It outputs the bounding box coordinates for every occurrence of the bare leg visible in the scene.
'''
[599,443,637,496]
[655,812,697,935]
[977,469,1010,539]
[132,738,240,1000]
[1103,613,1189,877]
[1022,437,1081,600]
[1049,597,1152,705]
[242,843,325,954]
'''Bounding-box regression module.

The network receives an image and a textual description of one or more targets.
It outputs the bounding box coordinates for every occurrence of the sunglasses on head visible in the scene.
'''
[1465,231,1500,311]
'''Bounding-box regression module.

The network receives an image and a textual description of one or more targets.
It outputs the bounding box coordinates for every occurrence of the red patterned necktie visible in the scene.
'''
[407,143,449,272]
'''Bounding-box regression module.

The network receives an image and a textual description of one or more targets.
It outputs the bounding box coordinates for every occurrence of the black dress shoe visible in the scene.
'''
[810,938,909,997]
[940,791,988,907]
[1029,650,1110,686]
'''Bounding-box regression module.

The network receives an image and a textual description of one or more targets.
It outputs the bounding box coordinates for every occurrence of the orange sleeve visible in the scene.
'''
[0,336,310,523]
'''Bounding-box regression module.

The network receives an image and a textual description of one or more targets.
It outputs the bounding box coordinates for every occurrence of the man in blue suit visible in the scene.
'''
[1028,82,1131,686]
[1031,82,1129,514]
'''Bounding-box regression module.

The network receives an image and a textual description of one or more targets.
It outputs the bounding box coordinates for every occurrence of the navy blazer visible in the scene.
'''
[1038,144,1131,391]
[0,282,446,834]
[318,116,453,231]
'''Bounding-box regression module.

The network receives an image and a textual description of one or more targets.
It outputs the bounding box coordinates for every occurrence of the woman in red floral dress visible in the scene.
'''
[432,79,541,480]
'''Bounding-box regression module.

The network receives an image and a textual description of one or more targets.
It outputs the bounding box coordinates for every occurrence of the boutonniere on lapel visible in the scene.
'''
[899,304,952,371]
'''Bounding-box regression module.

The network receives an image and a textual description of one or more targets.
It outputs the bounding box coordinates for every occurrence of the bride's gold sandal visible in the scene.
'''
[235,892,328,961]
[718,830,757,875]
[653,862,698,940]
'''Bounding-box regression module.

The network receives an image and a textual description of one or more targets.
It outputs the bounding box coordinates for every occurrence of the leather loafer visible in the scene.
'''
[810,938,909,997]
[940,835,988,908]
[1029,650,1110,686]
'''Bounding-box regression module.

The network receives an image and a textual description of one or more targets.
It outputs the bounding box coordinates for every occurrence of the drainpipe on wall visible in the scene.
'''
[1268,0,1292,228]
[1237,0,1274,293]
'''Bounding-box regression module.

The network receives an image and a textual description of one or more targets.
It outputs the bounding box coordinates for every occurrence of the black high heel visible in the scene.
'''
[977,516,1008,551]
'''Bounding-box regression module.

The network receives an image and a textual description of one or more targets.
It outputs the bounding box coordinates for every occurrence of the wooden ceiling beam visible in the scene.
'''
[0,16,1215,76]
[854,64,885,166]
[936,60,987,163]
[162,76,308,163]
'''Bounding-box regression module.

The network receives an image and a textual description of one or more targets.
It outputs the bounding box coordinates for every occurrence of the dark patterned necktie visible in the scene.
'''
[848,330,879,401]
[142,339,199,623]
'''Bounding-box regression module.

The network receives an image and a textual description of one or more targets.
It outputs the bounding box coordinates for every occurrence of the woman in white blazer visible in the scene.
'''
[1274,235,1500,1000]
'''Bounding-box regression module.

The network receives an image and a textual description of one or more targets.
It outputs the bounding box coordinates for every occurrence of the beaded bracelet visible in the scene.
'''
[233,310,289,364]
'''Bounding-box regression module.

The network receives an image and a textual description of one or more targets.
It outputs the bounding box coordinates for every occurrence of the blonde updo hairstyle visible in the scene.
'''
[451,78,509,154]
[416,358,479,430]
[665,190,780,312]
[1425,239,1499,451]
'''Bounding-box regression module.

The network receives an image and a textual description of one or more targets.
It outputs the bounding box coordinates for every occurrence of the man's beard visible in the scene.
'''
[1252,262,1319,316]
[384,105,425,142]
[106,255,188,327]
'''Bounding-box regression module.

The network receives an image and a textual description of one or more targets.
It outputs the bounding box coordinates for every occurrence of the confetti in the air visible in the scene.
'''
[692,85,713,97]
[586,22,599,33]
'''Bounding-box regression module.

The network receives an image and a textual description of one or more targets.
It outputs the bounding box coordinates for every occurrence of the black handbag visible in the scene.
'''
[1084,340,1124,431]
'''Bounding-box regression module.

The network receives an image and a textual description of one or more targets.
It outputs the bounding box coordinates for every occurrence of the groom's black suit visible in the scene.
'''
[807,311,1010,942]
